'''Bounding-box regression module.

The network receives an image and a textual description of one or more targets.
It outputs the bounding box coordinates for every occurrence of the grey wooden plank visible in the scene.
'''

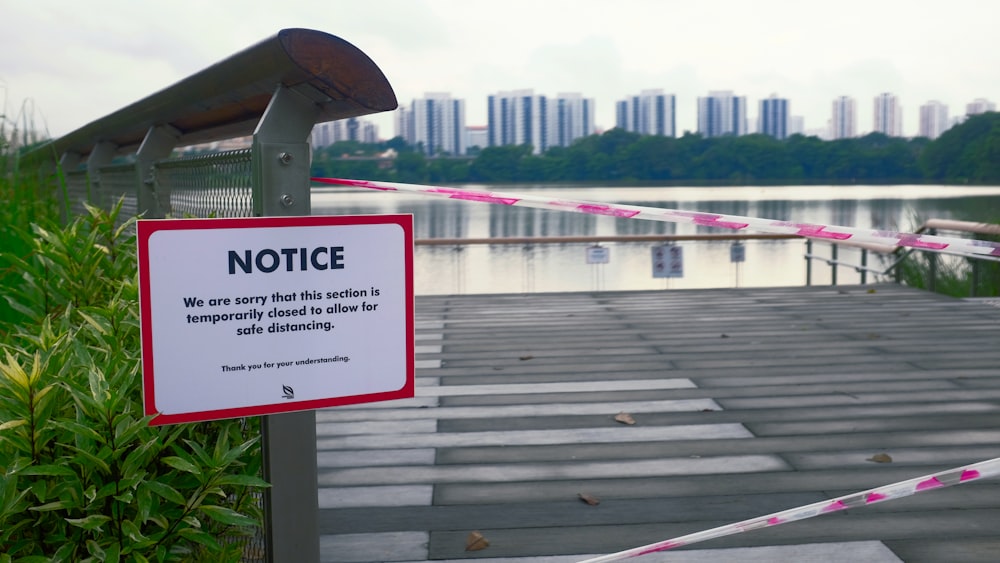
[319,492,825,535]
[425,509,1000,558]
[884,537,1000,563]
[432,469,996,506]
[432,429,1000,465]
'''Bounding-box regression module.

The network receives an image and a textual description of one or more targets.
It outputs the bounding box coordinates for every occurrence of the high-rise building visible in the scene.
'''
[966,98,997,116]
[615,89,676,137]
[397,93,466,155]
[788,115,805,136]
[759,94,789,139]
[873,93,903,137]
[918,101,950,139]
[549,93,595,148]
[697,90,747,137]
[830,96,857,139]
[487,89,549,154]
[311,118,378,147]
[465,126,488,152]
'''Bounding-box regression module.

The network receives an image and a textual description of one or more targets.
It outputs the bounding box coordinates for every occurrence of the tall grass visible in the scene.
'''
[2,99,64,325]
[891,208,1000,298]
[2,111,267,561]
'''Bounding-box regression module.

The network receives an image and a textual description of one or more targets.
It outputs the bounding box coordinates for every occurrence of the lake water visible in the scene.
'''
[311,184,1000,295]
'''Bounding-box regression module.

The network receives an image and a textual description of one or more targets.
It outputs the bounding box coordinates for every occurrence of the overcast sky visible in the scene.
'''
[3,0,998,142]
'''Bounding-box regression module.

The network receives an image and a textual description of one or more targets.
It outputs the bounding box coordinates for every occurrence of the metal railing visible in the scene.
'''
[804,218,1000,295]
[24,28,397,563]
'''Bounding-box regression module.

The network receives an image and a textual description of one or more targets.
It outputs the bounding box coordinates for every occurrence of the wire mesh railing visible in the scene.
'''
[155,149,254,218]
[93,163,139,220]
[63,170,90,218]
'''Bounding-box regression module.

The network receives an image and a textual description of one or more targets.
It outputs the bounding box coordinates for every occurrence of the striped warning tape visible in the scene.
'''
[310,177,1000,259]
[575,456,1000,562]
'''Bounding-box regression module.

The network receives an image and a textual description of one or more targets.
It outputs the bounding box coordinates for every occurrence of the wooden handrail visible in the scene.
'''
[922,218,1000,236]
[26,28,396,163]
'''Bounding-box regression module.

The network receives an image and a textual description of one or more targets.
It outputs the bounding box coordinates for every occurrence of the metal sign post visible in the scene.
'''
[254,84,322,562]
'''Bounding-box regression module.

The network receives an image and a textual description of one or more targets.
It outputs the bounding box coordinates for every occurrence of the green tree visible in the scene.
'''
[469,145,532,182]
[920,112,1000,183]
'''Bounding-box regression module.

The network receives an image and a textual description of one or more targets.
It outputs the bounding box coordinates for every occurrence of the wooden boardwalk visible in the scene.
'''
[315,285,1000,562]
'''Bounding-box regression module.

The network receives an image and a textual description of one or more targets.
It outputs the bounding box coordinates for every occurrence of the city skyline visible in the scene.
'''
[384,90,989,152]
[4,0,999,143]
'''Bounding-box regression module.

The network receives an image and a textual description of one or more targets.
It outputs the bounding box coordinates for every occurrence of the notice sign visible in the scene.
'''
[137,214,414,426]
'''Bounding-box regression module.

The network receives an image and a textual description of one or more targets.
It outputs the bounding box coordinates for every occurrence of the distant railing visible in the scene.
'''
[804,218,1000,295]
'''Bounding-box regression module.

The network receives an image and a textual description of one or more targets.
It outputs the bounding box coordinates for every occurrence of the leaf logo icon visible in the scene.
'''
[282,385,294,400]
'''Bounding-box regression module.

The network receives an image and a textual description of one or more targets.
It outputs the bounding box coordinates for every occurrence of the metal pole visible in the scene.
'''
[805,239,812,286]
[253,84,322,563]
[860,249,868,285]
[831,244,838,286]
[927,229,938,293]
[971,259,981,297]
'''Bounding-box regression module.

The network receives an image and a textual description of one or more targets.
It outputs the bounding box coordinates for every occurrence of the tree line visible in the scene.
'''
[311,111,1000,186]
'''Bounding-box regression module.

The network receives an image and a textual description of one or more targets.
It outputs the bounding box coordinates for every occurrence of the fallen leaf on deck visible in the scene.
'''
[867,288,877,294]
[519,355,534,361]
[614,412,636,425]
[578,493,601,506]
[465,531,490,551]
[868,453,893,463]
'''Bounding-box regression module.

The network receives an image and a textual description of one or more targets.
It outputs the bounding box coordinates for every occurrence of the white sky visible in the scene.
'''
[3,0,998,141]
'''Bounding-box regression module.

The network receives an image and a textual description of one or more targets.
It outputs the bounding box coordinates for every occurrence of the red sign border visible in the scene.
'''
[137,214,415,426]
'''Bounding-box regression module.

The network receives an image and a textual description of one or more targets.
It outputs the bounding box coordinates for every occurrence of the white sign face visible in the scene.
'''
[586,245,610,264]
[137,215,414,426]
[731,242,746,263]
[652,244,684,278]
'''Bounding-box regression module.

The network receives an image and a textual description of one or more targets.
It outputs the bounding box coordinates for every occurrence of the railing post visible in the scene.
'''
[860,249,868,285]
[927,229,938,293]
[830,244,838,286]
[86,141,116,208]
[135,125,180,218]
[970,259,981,297]
[805,239,813,286]
[57,152,81,224]
[253,84,322,563]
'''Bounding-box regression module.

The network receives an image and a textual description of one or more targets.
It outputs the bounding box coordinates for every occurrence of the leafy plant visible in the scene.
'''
[0,195,267,561]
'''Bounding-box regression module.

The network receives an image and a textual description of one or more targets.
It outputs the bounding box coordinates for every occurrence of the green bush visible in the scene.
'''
[0,201,267,562]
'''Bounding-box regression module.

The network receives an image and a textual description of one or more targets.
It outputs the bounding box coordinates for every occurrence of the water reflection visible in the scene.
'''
[311,184,1000,295]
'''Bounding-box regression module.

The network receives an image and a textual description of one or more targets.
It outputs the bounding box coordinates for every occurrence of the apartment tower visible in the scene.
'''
[697,90,747,137]
[918,101,950,139]
[759,94,789,140]
[873,93,903,137]
[830,96,857,139]
[397,93,467,156]
[615,89,677,137]
[549,93,596,148]
[487,89,549,154]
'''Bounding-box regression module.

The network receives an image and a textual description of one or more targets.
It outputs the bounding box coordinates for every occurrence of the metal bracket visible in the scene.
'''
[136,124,181,218]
